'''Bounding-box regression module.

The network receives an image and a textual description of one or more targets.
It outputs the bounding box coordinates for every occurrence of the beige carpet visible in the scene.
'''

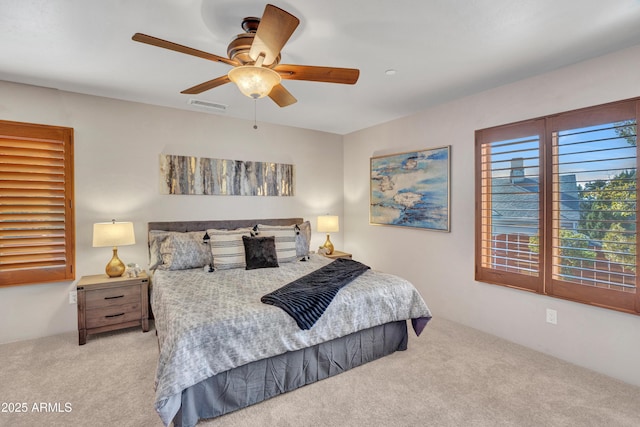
[1,318,639,427]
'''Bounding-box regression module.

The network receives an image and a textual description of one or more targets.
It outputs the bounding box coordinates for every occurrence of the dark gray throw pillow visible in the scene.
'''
[243,235,279,270]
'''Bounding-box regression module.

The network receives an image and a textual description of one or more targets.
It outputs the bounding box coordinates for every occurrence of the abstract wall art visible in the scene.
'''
[160,154,294,196]
[370,146,450,231]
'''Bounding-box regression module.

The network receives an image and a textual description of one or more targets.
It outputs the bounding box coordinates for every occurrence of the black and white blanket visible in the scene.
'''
[261,258,370,329]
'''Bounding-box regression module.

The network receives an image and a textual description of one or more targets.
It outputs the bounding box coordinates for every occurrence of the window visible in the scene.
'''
[476,99,639,315]
[0,120,75,287]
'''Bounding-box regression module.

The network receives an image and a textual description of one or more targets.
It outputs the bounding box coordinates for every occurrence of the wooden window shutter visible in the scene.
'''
[0,120,75,287]
[476,98,639,315]
[475,119,545,294]
[546,101,638,313]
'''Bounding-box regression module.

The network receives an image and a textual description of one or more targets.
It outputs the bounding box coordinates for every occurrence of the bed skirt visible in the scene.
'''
[172,320,409,427]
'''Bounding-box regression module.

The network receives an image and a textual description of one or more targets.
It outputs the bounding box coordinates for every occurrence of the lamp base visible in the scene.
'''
[322,234,334,255]
[105,247,126,278]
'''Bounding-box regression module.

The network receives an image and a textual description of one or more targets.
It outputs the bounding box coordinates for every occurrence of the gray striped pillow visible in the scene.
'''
[207,228,252,270]
[257,224,297,263]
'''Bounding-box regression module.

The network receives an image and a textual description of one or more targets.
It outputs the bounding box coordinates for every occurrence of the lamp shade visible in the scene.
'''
[92,221,135,247]
[317,215,339,233]
[228,65,281,99]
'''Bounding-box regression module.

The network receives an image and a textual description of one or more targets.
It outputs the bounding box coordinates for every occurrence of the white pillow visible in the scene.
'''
[207,228,252,270]
[257,224,297,263]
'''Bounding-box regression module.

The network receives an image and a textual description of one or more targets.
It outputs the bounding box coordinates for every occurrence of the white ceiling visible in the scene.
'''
[2,0,640,135]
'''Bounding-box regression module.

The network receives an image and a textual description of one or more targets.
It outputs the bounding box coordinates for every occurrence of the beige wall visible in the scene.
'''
[3,42,640,388]
[343,44,640,387]
[0,82,344,343]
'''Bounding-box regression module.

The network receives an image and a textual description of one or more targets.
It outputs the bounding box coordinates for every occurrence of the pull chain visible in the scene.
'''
[253,99,258,130]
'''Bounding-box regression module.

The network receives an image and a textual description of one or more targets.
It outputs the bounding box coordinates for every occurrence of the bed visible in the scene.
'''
[148,218,432,427]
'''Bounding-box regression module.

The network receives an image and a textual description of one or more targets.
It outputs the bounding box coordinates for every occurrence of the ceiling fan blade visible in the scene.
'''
[268,84,297,107]
[274,64,360,84]
[132,33,239,67]
[181,75,231,94]
[249,5,300,66]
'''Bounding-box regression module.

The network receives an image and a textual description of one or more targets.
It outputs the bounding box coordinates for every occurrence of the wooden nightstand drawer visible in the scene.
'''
[85,285,140,309]
[86,303,142,329]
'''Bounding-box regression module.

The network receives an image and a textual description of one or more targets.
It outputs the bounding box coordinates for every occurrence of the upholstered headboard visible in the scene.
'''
[147,218,304,233]
[146,218,307,271]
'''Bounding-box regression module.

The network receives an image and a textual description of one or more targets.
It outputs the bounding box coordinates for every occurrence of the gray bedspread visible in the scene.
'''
[261,258,371,329]
[151,254,432,426]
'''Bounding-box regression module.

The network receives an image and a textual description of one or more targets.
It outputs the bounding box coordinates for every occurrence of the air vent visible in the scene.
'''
[187,99,228,112]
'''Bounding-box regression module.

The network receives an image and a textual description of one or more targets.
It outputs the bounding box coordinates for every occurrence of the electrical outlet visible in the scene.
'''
[69,290,77,304]
[546,308,557,325]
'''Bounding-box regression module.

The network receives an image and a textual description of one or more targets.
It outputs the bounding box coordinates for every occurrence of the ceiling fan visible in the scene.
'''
[132,4,360,107]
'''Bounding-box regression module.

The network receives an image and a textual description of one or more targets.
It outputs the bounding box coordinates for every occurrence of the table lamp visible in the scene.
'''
[317,215,339,255]
[93,220,136,277]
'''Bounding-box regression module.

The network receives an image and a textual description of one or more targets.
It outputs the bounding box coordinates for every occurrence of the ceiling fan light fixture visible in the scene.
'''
[228,65,281,99]
[132,4,359,108]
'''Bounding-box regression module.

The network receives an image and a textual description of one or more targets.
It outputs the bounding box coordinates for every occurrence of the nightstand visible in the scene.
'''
[323,250,352,260]
[76,272,149,345]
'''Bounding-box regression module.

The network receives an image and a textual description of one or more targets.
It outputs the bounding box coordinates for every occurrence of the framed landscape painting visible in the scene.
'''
[370,146,450,231]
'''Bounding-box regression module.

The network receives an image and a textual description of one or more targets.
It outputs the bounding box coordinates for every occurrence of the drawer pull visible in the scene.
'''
[105,313,125,318]
[104,295,125,300]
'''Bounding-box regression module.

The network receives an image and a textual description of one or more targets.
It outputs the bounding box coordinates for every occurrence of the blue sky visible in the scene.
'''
[488,121,637,184]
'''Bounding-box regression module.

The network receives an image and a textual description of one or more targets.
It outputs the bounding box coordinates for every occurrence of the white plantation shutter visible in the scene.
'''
[0,120,75,286]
